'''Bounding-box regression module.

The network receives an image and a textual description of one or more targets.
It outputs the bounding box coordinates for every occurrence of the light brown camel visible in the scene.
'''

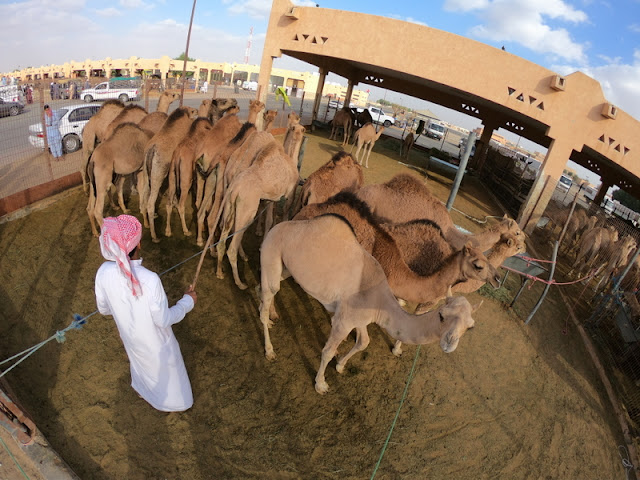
[196,123,266,246]
[192,100,265,244]
[291,151,364,218]
[293,191,501,306]
[594,235,638,293]
[198,99,212,117]
[287,111,300,126]
[258,214,481,394]
[568,225,619,277]
[212,124,306,289]
[400,132,415,160]
[351,123,384,168]
[329,107,354,146]
[85,123,154,236]
[104,91,180,139]
[356,173,523,251]
[141,107,199,242]
[164,117,214,238]
[263,110,278,131]
[80,100,125,193]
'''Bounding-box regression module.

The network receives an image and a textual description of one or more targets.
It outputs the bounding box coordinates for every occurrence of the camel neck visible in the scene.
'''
[376,301,441,345]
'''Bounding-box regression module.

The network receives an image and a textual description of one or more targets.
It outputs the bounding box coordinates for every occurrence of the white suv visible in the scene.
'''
[28,103,101,153]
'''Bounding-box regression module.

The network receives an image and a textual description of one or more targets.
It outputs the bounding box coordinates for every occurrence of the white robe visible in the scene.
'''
[95,259,195,412]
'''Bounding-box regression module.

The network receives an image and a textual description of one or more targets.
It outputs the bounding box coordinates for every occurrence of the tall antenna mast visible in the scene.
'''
[244,26,253,64]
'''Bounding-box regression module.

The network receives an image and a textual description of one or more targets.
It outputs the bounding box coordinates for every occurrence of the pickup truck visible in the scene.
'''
[425,120,446,140]
[81,82,140,103]
[357,106,395,127]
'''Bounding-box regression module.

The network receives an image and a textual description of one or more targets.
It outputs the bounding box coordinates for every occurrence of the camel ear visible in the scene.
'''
[463,241,473,254]
[507,237,514,247]
[472,300,484,313]
[503,213,508,219]
[446,285,453,298]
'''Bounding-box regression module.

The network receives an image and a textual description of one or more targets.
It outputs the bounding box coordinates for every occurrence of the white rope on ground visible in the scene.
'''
[619,445,635,480]
[0,205,269,378]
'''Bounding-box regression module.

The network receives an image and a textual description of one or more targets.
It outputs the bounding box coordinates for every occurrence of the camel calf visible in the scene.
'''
[259,214,481,394]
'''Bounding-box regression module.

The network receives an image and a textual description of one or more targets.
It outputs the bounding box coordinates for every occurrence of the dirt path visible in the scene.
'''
[0,129,627,479]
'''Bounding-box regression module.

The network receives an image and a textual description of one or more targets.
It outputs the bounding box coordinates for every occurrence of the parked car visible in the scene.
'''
[558,174,573,192]
[28,103,101,153]
[0,98,25,117]
[242,81,258,91]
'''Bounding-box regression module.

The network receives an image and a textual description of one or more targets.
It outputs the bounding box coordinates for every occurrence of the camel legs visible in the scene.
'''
[335,326,370,374]
[196,169,219,246]
[145,163,171,243]
[315,316,351,395]
[88,166,114,238]
[364,142,373,168]
[258,249,284,360]
[226,196,261,290]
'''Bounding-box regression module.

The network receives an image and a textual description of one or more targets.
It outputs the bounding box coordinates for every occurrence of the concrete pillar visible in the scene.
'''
[256,55,274,130]
[519,138,574,234]
[344,80,355,105]
[312,67,327,124]
[472,119,499,172]
[594,176,615,206]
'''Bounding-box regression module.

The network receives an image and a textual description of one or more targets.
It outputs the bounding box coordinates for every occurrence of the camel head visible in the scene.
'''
[225,105,240,116]
[209,98,239,120]
[499,232,527,256]
[185,106,199,120]
[263,109,277,123]
[198,99,212,117]
[500,214,525,240]
[459,242,501,288]
[249,99,265,114]
[438,290,480,353]
[287,111,301,127]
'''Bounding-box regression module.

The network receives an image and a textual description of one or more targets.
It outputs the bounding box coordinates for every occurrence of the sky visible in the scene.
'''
[2,0,639,183]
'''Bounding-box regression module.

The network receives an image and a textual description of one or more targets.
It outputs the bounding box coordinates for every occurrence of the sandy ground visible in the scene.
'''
[0,128,628,479]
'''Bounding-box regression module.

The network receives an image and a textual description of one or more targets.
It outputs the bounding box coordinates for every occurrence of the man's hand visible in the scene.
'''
[185,284,197,303]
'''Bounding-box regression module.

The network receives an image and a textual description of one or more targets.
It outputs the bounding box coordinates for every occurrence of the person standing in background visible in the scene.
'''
[44,104,63,160]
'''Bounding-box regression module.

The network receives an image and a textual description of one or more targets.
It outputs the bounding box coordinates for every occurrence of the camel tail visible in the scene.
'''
[145,144,157,178]
[87,155,96,200]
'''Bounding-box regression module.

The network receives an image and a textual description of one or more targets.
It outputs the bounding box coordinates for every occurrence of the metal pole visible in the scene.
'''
[525,240,559,324]
[299,91,305,118]
[446,132,476,211]
[179,0,198,107]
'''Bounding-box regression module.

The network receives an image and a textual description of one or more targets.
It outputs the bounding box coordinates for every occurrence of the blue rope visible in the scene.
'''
[0,435,30,480]
[0,205,270,379]
[370,345,421,479]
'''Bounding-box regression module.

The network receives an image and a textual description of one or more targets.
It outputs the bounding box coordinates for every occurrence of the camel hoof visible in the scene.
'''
[265,350,276,361]
[336,362,345,374]
[315,382,329,395]
[269,312,279,322]
[392,346,403,357]
[152,237,160,244]
[183,231,192,237]
[196,240,204,247]
[237,282,248,291]
[216,272,225,280]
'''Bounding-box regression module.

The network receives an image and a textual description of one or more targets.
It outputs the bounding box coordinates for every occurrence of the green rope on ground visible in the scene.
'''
[0,435,31,480]
[370,345,421,479]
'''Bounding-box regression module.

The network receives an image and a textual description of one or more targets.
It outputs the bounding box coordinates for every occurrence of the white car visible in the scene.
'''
[28,103,101,153]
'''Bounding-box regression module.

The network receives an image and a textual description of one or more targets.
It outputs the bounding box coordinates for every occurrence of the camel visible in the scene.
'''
[263,110,278,131]
[207,98,239,124]
[568,225,619,277]
[141,106,199,242]
[594,235,638,293]
[198,99,212,118]
[400,132,415,160]
[104,91,180,139]
[164,117,214,238]
[80,100,126,192]
[291,151,364,217]
[353,108,373,129]
[293,191,501,305]
[351,123,384,168]
[192,100,265,244]
[287,111,301,127]
[86,123,154,236]
[329,107,354,146]
[356,173,523,251]
[213,124,306,289]
[258,214,481,394]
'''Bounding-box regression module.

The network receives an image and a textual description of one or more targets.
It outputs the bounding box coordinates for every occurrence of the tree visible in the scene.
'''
[174,52,195,62]
[612,189,640,212]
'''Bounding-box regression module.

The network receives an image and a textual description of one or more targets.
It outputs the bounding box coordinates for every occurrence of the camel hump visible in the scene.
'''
[384,174,428,194]
[231,122,255,144]
[396,218,445,237]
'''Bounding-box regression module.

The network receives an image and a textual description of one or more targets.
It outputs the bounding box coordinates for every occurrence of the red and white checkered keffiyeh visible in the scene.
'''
[99,215,143,296]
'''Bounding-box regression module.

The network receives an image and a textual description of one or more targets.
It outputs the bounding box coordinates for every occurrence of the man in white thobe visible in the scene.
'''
[95,215,197,412]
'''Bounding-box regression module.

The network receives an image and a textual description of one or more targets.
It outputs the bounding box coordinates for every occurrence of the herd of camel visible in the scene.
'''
[78,93,545,394]
[542,203,639,295]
